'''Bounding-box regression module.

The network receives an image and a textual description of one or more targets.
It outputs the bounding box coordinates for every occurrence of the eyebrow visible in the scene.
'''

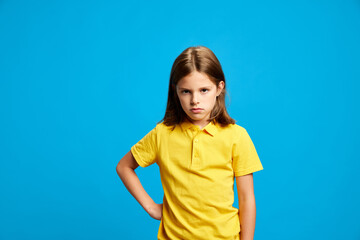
[177,86,213,90]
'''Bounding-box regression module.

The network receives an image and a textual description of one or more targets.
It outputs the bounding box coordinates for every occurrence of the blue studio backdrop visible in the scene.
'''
[1,0,359,239]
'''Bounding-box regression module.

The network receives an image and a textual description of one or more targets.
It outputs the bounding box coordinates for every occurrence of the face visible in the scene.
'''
[176,71,224,129]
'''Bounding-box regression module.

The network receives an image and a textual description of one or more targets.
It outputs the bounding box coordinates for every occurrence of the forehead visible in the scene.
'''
[177,71,216,88]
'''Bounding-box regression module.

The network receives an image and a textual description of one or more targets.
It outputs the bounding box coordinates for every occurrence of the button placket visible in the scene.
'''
[191,136,200,168]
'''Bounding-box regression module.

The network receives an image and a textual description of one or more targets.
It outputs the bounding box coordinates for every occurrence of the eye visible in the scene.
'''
[181,90,190,94]
[201,88,209,93]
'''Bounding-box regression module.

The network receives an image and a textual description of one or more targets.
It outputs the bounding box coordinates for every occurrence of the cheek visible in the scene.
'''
[212,98,217,107]
[178,96,188,107]
[208,94,218,105]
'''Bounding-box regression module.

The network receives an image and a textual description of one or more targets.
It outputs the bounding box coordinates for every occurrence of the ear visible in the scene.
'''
[216,81,225,96]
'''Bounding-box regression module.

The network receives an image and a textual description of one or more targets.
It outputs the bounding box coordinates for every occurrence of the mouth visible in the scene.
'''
[190,108,203,113]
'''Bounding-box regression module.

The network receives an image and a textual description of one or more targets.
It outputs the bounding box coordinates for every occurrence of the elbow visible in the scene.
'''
[116,160,134,179]
[116,151,138,177]
[116,161,124,177]
[239,192,255,202]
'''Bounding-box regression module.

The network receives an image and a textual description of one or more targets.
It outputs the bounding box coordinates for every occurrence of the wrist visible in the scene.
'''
[144,200,156,213]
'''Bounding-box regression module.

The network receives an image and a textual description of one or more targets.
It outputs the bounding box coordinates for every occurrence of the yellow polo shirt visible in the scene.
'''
[131,119,263,240]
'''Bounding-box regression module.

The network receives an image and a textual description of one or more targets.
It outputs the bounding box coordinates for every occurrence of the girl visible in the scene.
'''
[116,46,263,240]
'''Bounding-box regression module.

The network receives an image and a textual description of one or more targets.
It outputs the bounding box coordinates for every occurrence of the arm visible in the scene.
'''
[116,150,163,220]
[236,173,256,240]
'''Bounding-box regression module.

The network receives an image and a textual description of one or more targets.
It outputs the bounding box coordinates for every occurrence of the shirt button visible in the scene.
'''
[194,139,198,143]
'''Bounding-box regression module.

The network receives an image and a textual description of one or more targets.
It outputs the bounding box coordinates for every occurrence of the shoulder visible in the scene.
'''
[216,123,249,142]
[155,122,174,131]
[151,122,177,137]
[136,122,168,140]
[218,122,247,134]
[226,123,246,131]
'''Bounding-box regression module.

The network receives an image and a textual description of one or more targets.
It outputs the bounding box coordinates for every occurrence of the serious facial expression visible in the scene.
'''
[176,71,224,129]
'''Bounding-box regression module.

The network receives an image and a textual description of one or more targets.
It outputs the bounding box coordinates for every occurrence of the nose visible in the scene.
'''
[191,93,199,106]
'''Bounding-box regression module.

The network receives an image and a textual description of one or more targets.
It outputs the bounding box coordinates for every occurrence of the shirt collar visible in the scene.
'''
[180,119,218,137]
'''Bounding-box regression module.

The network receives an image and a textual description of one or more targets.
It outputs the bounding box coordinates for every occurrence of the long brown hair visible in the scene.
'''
[160,46,235,127]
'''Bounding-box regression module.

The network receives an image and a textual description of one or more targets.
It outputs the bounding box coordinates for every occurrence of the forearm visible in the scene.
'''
[239,195,256,240]
[117,166,155,213]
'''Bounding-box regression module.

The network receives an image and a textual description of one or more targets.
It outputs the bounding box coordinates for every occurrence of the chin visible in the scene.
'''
[190,116,204,122]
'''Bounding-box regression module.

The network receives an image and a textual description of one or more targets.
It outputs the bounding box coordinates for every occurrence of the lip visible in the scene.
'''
[190,108,203,113]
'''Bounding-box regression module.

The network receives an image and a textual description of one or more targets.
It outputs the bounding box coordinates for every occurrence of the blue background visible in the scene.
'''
[1,0,359,239]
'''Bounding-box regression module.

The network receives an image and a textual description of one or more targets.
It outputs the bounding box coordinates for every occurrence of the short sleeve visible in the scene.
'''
[131,126,158,168]
[232,127,263,177]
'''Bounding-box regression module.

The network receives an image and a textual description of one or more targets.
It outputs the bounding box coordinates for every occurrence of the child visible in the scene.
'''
[116,46,263,240]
